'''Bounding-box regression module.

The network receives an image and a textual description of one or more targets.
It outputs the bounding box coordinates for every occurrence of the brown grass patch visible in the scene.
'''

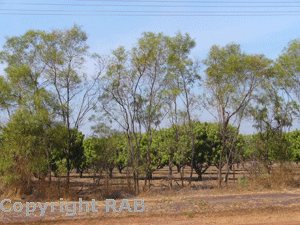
[238,164,299,191]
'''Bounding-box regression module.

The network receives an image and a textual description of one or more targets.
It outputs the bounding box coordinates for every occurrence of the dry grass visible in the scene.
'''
[91,181,136,200]
[5,203,300,225]
[1,163,299,202]
[237,164,299,191]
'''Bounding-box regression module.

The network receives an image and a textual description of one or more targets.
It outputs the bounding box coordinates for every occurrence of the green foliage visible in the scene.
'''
[83,137,108,172]
[70,130,85,174]
[194,122,222,165]
[79,121,231,181]
[204,43,272,117]
[0,109,50,186]
[83,133,123,175]
[0,30,57,114]
[0,24,100,190]
[247,82,296,172]
[241,130,293,174]
[2,27,300,195]
[276,39,300,95]
[0,76,12,112]
[287,129,300,163]
[203,43,273,186]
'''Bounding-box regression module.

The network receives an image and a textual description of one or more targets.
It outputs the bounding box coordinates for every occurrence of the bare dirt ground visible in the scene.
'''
[1,190,300,224]
[1,165,300,224]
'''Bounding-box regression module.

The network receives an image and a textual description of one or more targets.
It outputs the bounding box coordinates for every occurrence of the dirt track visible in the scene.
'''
[1,190,300,224]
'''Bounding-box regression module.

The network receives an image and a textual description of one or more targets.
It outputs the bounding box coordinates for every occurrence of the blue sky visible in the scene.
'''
[1,0,300,135]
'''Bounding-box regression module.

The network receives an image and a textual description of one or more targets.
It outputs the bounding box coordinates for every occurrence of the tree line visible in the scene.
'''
[1,24,300,195]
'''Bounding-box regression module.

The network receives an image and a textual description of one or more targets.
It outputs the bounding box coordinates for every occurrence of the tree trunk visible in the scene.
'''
[169,160,173,189]
[126,165,131,188]
[224,163,230,183]
[218,145,225,187]
[108,167,113,179]
[148,169,151,189]
[198,173,202,181]
[180,166,185,187]
[136,171,139,195]
[66,152,70,191]
[233,164,235,183]
[218,119,228,188]
[48,163,52,183]
[176,164,181,173]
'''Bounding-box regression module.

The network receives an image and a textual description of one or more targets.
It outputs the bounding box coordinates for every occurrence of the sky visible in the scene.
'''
[1,0,300,136]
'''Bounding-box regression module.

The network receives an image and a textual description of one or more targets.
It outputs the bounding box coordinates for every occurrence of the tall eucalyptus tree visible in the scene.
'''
[0,25,105,190]
[203,43,272,187]
[166,32,200,185]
